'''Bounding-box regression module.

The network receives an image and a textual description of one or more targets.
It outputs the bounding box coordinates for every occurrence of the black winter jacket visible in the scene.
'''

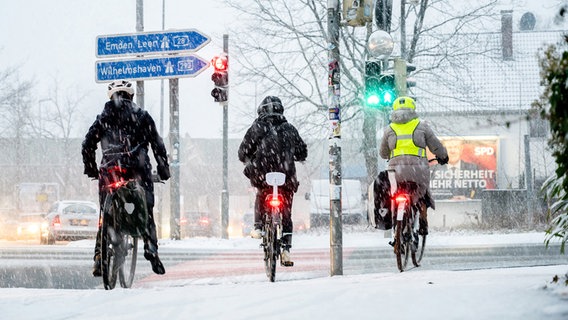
[81,98,170,182]
[238,114,307,192]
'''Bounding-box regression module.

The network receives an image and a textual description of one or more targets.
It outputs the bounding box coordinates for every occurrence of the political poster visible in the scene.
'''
[428,137,498,200]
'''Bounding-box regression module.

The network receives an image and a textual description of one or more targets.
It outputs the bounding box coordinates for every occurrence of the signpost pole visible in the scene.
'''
[221,34,229,239]
[169,78,181,240]
[136,0,145,109]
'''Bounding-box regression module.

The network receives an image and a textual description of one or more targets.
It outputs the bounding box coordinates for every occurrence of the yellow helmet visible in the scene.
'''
[393,96,416,110]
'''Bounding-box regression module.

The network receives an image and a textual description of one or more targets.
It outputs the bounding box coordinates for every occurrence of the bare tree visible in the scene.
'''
[0,68,34,190]
[225,0,499,185]
[30,78,91,199]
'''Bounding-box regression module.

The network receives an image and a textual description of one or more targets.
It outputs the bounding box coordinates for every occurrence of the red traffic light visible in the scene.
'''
[211,55,228,72]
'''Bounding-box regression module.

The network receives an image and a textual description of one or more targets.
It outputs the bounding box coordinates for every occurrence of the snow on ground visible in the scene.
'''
[2,230,567,320]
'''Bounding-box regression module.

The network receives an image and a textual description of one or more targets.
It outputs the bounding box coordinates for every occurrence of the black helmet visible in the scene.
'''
[257,96,284,115]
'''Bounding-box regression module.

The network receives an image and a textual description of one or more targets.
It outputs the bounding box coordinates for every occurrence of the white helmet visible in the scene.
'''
[107,80,134,99]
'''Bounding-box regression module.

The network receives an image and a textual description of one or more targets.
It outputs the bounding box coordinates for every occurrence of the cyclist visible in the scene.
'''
[82,80,171,276]
[238,96,308,265]
[377,96,448,235]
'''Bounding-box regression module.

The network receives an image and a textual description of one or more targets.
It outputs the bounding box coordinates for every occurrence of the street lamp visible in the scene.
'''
[367,30,394,59]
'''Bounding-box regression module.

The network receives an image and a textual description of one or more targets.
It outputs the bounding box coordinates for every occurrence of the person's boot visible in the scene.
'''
[280,248,294,267]
[92,254,102,277]
[280,234,294,267]
[250,228,262,239]
[418,203,429,235]
[250,222,263,239]
[144,250,166,275]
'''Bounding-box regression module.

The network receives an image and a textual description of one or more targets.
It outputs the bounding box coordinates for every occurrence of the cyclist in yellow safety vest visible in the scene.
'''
[378,96,449,235]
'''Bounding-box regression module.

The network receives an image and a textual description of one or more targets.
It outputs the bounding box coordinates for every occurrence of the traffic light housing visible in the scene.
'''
[364,60,396,109]
[211,54,228,103]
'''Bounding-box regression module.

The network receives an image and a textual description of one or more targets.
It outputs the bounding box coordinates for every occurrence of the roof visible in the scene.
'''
[413,29,566,114]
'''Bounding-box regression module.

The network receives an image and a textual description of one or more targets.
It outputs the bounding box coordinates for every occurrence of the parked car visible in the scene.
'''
[180,211,213,238]
[40,200,99,245]
[17,213,46,241]
[241,212,254,237]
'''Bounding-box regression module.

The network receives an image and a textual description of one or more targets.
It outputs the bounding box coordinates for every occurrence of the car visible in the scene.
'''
[40,200,99,245]
[241,212,254,237]
[180,211,213,238]
[16,213,45,241]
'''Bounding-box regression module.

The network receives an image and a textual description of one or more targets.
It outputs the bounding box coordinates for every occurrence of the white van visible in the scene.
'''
[307,179,366,228]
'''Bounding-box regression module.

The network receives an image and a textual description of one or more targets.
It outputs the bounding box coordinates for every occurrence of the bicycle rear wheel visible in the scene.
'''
[263,224,277,282]
[119,235,138,288]
[101,197,118,290]
[394,220,409,272]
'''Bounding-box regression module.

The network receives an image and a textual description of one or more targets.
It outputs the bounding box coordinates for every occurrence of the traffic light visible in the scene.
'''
[406,63,417,89]
[211,54,228,103]
[378,74,396,106]
[364,60,396,109]
[364,60,381,108]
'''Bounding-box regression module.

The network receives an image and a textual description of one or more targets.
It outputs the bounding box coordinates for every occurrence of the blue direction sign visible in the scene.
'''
[97,29,210,57]
[95,54,209,82]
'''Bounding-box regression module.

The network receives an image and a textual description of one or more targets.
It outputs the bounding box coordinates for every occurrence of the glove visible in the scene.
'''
[157,165,171,181]
[438,156,449,165]
[84,165,98,179]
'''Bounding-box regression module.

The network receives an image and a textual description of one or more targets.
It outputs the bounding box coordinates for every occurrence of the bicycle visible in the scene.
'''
[98,162,152,290]
[387,158,440,272]
[260,172,293,282]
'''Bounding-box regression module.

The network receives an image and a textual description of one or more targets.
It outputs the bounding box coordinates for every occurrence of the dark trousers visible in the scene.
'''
[254,187,294,249]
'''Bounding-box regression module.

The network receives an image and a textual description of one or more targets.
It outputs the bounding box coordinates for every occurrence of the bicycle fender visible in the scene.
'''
[396,204,405,221]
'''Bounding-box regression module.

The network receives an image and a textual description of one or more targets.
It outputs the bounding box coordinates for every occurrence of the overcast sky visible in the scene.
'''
[0,0,242,139]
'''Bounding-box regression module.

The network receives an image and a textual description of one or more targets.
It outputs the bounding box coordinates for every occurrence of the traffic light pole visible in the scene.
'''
[221,34,229,239]
[394,57,408,96]
[328,0,343,276]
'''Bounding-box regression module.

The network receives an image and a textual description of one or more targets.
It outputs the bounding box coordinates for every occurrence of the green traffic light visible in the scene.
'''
[382,91,394,104]
[364,60,398,109]
[366,94,380,106]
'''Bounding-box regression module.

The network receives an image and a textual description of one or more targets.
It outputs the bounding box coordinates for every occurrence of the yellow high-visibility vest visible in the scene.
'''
[389,118,426,158]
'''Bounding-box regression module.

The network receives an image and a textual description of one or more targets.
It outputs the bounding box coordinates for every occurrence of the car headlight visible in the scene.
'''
[28,224,40,234]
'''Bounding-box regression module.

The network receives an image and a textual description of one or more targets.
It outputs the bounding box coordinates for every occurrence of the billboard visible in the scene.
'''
[428,137,498,200]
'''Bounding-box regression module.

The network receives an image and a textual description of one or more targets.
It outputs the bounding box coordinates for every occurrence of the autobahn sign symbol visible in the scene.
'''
[96,29,210,57]
[95,54,210,82]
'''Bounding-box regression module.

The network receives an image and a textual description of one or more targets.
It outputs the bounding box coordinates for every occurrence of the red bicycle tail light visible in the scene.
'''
[395,194,408,204]
[268,196,282,208]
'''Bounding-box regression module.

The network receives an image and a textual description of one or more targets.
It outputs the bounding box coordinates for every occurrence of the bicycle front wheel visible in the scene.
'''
[411,233,426,267]
[101,197,118,290]
[119,235,138,288]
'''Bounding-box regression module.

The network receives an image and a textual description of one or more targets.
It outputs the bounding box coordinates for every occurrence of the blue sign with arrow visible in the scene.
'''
[95,54,209,82]
[97,29,210,57]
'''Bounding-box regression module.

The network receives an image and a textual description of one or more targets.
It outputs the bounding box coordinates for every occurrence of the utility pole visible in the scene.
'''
[328,0,343,276]
[169,78,180,240]
[135,0,144,109]
[160,0,165,135]
[524,135,534,227]
[221,34,229,239]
